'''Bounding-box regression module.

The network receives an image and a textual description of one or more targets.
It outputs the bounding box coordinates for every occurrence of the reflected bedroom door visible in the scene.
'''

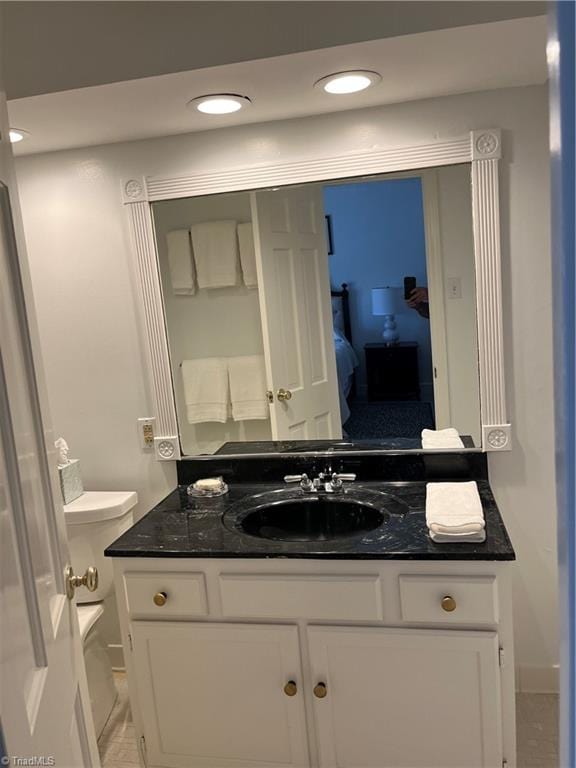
[251,186,341,441]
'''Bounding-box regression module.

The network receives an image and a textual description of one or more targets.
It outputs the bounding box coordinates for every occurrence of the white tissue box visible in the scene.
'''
[58,460,83,505]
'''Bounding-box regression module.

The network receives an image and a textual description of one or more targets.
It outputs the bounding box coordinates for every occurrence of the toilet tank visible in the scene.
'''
[64,491,138,604]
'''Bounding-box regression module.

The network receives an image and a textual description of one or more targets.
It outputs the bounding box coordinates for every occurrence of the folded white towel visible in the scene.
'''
[228,355,269,421]
[191,220,239,289]
[166,229,196,295]
[421,428,464,449]
[426,482,486,543]
[181,358,229,424]
[237,222,258,287]
[429,529,486,543]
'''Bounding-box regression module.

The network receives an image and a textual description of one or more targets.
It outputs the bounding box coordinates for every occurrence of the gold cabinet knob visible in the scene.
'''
[313,682,327,699]
[441,595,457,612]
[284,680,298,697]
[153,591,168,607]
[277,388,292,402]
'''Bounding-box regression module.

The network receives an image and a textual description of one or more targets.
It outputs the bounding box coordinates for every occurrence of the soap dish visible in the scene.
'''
[187,477,229,498]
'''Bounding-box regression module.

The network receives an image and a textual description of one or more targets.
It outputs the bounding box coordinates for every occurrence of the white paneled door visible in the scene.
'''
[251,186,341,440]
[308,626,503,768]
[0,174,99,763]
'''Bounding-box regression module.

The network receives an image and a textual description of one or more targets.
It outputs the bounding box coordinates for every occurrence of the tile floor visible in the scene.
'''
[516,693,559,768]
[99,673,560,767]
[97,673,139,767]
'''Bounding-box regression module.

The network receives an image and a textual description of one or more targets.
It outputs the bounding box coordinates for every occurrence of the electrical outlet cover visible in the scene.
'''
[137,417,156,449]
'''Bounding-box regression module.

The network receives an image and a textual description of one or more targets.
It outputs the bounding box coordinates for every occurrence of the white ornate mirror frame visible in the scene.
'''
[122,128,510,460]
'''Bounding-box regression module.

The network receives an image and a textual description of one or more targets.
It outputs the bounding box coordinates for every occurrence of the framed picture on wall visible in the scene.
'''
[325,215,334,255]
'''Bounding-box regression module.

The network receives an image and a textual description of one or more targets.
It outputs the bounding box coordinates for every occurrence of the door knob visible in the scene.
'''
[277,388,292,402]
[284,680,298,697]
[313,682,327,699]
[65,565,98,600]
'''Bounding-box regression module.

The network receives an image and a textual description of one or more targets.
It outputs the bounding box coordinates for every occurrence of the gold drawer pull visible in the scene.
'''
[153,591,168,607]
[441,595,457,612]
[313,682,327,699]
[284,680,298,697]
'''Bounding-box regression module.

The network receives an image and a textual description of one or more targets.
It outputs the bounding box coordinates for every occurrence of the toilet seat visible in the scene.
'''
[77,603,104,642]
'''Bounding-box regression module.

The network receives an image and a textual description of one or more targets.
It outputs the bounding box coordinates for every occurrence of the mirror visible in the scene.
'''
[152,165,481,457]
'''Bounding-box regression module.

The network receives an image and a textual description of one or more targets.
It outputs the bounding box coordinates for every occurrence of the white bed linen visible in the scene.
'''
[333,328,359,424]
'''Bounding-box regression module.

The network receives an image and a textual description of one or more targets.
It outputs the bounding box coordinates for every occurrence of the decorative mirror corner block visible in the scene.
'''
[154,436,181,461]
[483,424,512,452]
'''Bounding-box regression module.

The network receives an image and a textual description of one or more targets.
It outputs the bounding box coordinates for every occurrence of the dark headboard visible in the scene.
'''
[331,283,352,344]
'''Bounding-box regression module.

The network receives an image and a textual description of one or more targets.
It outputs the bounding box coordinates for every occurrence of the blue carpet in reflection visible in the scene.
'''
[345,400,434,440]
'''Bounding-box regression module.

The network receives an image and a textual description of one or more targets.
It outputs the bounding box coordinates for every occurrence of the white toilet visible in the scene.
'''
[63,490,138,737]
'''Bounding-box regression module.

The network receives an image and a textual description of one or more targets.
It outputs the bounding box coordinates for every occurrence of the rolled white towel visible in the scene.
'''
[426,481,486,543]
[422,428,464,449]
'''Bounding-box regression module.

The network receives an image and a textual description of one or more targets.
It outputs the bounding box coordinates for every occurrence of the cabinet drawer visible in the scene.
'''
[399,575,498,624]
[123,572,207,618]
[220,573,382,620]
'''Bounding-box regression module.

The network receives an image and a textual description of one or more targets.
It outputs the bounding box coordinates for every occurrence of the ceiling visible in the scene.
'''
[3,1,547,99]
[8,16,548,157]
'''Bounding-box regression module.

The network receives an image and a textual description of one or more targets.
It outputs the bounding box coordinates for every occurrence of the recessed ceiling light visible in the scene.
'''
[9,128,29,143]
[314,70,381,95]
[188,94,251,115]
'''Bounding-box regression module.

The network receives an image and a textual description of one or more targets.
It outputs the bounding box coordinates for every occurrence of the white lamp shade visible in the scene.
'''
[371,287,401,316]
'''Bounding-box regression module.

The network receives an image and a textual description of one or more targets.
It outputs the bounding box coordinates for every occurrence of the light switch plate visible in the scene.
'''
[447,277,462,299]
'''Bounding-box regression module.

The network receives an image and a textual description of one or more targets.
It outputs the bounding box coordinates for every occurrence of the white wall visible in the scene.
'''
[436,165,482,446]
[15,83,557,686]
[324,176,434,400]
[153,193,271,455]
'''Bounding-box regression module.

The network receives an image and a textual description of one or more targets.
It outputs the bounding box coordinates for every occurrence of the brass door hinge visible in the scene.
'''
[139,735,147,766]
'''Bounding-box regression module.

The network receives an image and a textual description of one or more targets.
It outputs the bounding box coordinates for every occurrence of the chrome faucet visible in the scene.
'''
[284,471,356,493]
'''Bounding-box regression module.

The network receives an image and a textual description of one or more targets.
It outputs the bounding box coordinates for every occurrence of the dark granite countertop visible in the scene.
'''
[213,435,477,455]
[105,480,515,561]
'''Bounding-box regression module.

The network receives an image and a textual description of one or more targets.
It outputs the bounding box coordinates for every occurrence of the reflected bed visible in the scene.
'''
[331,284,359,425]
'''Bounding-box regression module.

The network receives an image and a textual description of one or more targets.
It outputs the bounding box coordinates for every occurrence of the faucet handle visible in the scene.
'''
[284,473,314,491]
[333,473,356,482]
[284,475,304,483]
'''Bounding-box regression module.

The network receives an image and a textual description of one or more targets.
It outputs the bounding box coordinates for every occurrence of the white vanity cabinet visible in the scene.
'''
[113,558,516,768]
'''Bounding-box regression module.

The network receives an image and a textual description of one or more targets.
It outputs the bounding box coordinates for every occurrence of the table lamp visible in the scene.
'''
[371,286,401,345]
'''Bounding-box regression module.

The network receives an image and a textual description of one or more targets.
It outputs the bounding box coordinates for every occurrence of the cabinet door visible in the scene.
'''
[308,626,502,768]
[132,621,309,768]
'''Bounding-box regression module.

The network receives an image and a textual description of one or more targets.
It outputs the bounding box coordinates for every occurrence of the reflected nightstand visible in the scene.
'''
[364,342,420,401]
